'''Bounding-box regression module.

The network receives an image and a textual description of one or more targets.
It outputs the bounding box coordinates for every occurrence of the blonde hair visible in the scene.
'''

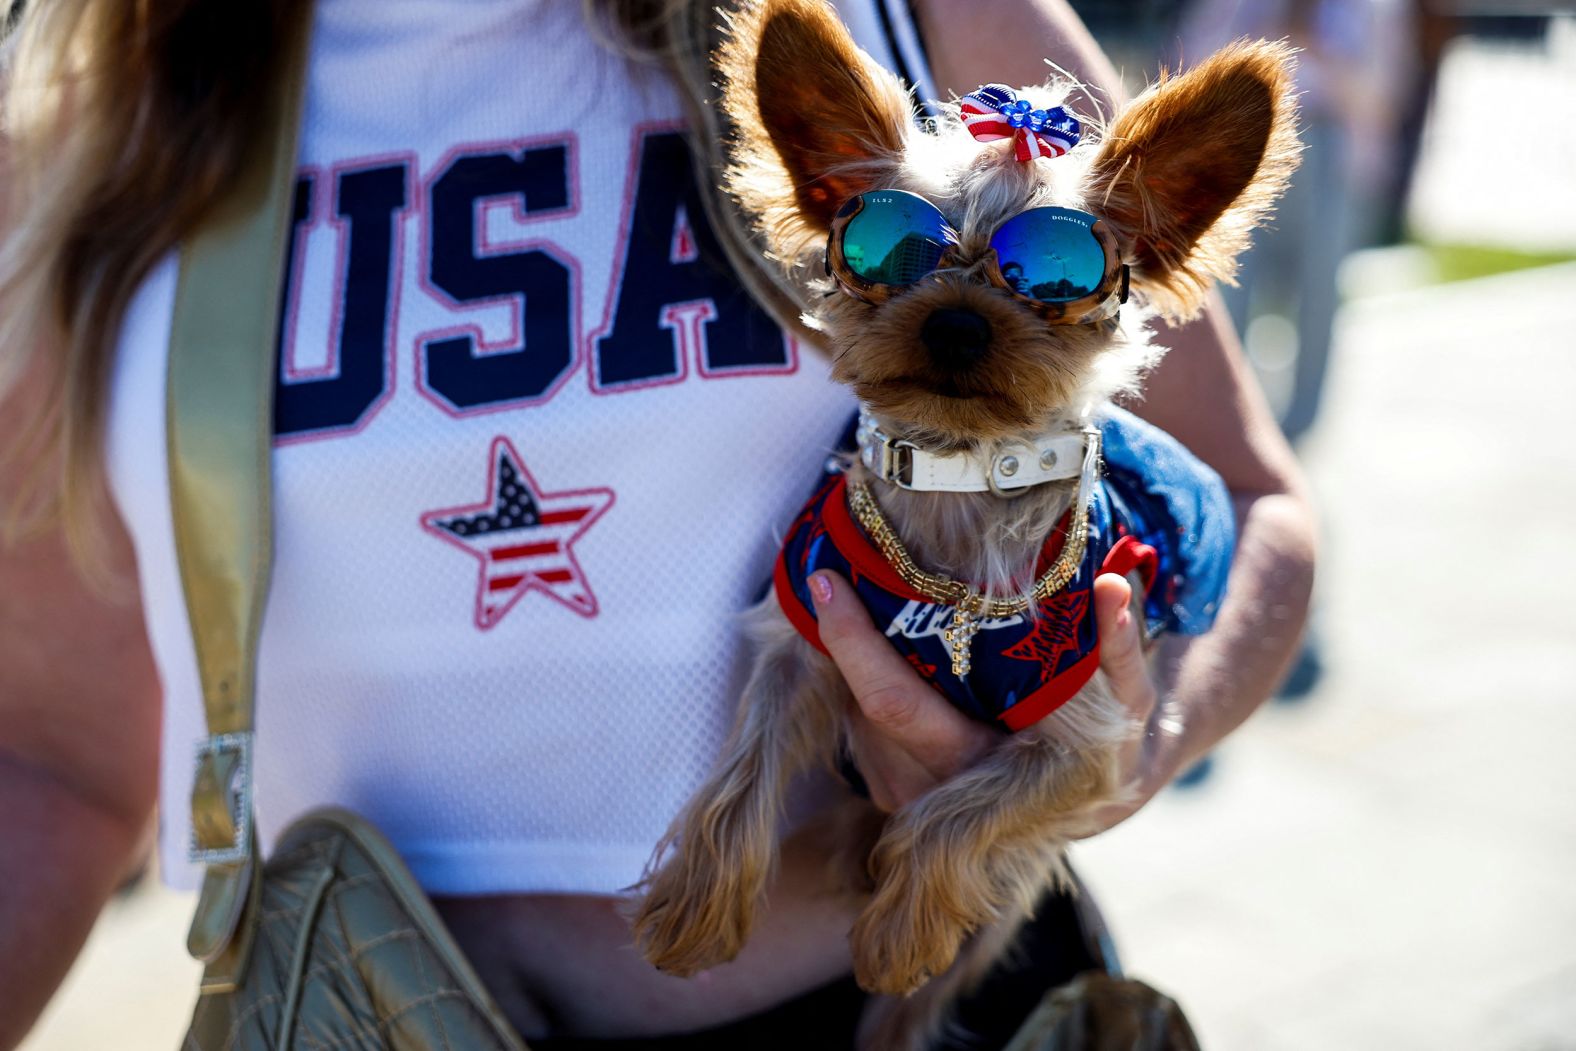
[0,0,691,563]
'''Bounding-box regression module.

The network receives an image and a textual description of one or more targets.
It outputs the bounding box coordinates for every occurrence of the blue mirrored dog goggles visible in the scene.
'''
[826,189,1129,324]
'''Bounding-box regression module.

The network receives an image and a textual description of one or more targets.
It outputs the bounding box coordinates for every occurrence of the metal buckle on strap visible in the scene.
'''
[875,437,915,487]
[857,414,916,487]
[856,406,1091,494]
[188,732,254,866]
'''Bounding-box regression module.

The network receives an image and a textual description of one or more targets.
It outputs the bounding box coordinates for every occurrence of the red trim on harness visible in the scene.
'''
[774,550,829,655]
[999,646,1102,731]
[997,537,1159,732]
[823,476,1080,599]
[778,478,1153,735]
[1102,535,1158,588]
[820,477,930,602]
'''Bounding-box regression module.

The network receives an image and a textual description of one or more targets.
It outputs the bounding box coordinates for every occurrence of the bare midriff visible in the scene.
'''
[431,832,862,1040]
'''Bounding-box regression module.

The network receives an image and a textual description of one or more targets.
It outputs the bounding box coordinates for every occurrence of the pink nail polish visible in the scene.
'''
[810,573,833,605]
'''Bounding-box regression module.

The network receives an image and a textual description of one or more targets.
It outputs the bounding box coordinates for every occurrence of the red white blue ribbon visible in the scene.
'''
[960,84,1082,163]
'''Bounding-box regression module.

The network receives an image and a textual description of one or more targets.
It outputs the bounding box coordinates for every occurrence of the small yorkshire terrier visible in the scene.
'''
[633,0,1298,1045]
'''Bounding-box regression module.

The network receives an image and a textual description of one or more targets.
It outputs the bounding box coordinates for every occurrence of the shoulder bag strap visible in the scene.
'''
[168,1,314,990]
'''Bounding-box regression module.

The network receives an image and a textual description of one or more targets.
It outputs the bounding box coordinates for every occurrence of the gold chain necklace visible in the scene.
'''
[845,480,1090,678]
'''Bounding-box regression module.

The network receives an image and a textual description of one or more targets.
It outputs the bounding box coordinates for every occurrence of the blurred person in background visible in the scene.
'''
[1179,0,1418,443]
[1072,0,1422,712]
[1072,0,1419,443]
[0,1,1315,1048]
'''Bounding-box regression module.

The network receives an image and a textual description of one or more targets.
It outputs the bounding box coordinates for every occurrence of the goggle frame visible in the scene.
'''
[825,189,1130,326]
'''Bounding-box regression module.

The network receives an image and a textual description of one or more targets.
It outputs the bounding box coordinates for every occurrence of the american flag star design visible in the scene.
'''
[422,438,615,629]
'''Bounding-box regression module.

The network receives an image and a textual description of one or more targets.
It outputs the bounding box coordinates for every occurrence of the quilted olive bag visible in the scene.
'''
[170,5,522,1048]
[181,812,525,1050]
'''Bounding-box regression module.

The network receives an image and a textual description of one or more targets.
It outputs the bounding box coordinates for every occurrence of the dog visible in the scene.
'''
[632,1,1299,1046]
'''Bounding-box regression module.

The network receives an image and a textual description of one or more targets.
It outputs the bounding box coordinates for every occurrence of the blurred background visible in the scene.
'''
[20,3,1576,1049]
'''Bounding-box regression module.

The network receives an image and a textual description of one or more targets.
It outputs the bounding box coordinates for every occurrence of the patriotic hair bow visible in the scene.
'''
[960,84,1082,163]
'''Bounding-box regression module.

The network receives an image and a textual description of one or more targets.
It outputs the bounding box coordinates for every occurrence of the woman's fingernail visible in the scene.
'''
[810,572,833,606]
[1116,606,1130,630]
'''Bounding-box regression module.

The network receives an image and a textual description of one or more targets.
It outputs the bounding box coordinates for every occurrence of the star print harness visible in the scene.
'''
[775,407,1235,732]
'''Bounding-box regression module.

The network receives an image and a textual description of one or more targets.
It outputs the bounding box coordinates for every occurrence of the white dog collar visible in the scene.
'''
[855,408,1089,495]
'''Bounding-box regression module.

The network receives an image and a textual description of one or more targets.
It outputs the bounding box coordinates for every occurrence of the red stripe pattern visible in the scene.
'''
[423,437,615,628]
[960,84,1081,163]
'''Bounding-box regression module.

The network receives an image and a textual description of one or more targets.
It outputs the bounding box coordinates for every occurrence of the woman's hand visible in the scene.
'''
[808,569,1168,825]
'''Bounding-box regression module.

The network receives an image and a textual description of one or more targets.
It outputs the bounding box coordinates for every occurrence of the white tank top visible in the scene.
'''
[104,0,935,895]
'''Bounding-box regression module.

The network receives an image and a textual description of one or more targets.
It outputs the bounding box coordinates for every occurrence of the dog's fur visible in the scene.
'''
[632,2,1299,1047]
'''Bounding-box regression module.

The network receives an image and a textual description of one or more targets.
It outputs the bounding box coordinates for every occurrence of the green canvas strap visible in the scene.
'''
[167,2,314,989]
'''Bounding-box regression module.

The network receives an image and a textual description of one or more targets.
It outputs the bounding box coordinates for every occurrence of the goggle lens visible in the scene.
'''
[840,191,951,286]
[989,208,1108,303]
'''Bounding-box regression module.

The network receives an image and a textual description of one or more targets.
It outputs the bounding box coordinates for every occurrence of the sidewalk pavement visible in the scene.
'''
[1073,260,1576,1051]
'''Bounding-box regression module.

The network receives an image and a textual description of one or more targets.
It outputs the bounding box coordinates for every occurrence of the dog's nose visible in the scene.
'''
[921,309,992,372]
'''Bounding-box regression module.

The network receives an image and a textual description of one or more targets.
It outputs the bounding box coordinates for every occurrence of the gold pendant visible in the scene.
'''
[943,591,984,678]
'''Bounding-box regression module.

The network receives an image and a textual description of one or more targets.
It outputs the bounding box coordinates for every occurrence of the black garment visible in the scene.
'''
[532,885,1106,1051]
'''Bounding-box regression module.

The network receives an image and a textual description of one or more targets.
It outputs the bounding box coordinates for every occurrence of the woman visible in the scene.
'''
[0,0,1315,1046]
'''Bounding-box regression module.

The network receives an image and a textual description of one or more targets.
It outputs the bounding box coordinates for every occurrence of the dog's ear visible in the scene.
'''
[719,0,914,262]
[1086,41,1300,319]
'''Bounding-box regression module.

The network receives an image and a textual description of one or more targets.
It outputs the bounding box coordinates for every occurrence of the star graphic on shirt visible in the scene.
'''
[1002,588,1090,673]
[421,438,615,630]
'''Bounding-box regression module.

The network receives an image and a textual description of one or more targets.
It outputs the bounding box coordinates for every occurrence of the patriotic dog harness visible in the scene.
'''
[775,407,1235,732]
